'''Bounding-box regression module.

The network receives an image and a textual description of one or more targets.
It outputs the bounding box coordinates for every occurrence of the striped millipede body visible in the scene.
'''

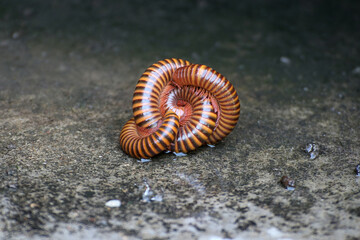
[119,111,179,159]
[171,64,241,144]
[161,86,217,153]
[133,58,191,130]
[119,58,240,159]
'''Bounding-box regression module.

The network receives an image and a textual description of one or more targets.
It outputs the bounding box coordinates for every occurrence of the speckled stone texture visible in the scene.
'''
[1,0,360,239]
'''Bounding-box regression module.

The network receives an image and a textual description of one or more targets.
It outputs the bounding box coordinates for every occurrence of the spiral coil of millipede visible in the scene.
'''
[119,58,240,159]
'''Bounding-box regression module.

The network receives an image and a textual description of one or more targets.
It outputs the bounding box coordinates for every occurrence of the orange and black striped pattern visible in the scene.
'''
[162,86,217,153]
[119,59,240,159]
[133,58,191,129]
[171,64,241,144]
[119,111,179,159]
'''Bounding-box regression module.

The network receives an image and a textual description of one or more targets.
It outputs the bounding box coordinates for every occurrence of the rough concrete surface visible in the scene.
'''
[1,0,360,239]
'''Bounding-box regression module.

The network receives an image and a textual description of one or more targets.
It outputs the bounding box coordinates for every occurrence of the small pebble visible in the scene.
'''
[68,211,79,219]
[8,184,17,189]
[280,56,291,65]
[280,176,295,190]
[305,143,320,159]
[355,164,360,176]
[30,203,39,208]
[105,199,121,208]
[207,144,215,148]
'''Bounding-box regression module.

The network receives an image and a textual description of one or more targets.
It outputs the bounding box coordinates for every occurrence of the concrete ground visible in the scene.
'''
[1,0,360,239]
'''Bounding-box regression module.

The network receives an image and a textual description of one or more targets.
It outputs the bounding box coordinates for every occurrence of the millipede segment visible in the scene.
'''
[172,64,240,144]
[120,59,240,159]
[119,111,180,159]
[132,58,191,129]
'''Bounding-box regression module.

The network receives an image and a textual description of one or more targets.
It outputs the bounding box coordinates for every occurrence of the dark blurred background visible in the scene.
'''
[1,0,359,79]
[1,0,360,110]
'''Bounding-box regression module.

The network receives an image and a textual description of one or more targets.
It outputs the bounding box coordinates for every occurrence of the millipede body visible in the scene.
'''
[119,58,240,159]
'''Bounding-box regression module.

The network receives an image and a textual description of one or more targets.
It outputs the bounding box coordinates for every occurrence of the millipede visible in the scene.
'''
[119,58,240,159]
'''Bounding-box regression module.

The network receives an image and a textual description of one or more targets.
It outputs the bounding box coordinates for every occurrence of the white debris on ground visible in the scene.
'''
[142,180,163,203]
[305,143,320,160]
[138,158,151,163]
[105,200,121,208]
[280,56,291,65]
[173,152,187,157]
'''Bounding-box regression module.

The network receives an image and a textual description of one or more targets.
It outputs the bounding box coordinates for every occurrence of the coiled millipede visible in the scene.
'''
[119,58,240,159]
